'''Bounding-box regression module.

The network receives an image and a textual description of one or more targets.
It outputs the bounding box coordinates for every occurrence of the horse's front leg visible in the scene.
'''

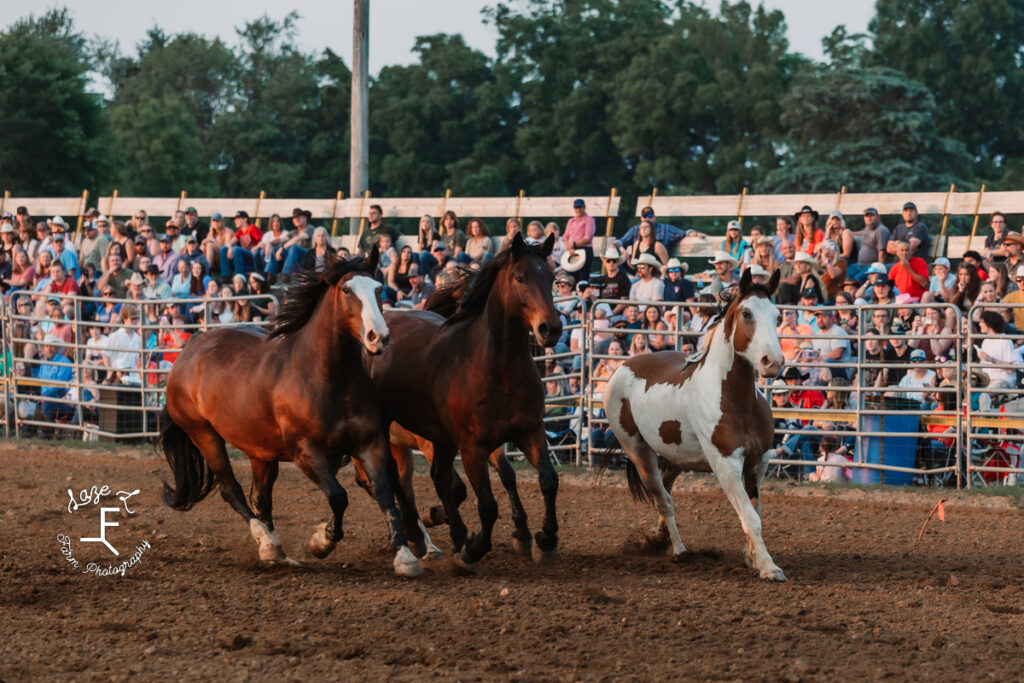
[515,429,559,563]
[293,441,350,561]
[490,448,532,556]
[356,435,424,577]
[453,443,499,570]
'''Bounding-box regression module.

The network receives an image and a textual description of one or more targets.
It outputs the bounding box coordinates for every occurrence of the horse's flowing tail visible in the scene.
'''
[159,408,216,511]
[625,459,654,505]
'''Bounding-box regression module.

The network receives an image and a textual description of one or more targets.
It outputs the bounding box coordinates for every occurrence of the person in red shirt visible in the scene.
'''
[47,261,80,296]
[219,210,264,280]
[889,240,929,299]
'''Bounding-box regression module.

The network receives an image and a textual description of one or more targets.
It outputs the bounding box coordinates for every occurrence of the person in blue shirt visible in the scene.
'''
[50,233,79,280]
[618,206,706,252]
[36,335,74,421]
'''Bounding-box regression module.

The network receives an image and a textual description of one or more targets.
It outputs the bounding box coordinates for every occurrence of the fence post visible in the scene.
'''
[514,189,524,223]
[330,190,344,237]
[0,190,7,214]
[175,190,186,216]
[437,188,451,222]
[933,184,955,259]
[74,189,88,236]
[253,191,266,229]
[355,190,371,249]
[965,184,986,253]
[107,189,118,221]
[601,188,617,274]
[646,187,658,207]
[735,187,747,228]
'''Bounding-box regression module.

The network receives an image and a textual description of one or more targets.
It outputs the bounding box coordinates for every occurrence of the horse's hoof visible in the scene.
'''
[531,542,558,565]
[512,535,532,557]
[271,557,302,567]
[760,566,787,582]
[425,506,447,527]
[451,550,480,573]
[308,523,338,559]
[422,543,444,560]
[408,540,428,559]
[670,549,690,564]
[393,546,424,578]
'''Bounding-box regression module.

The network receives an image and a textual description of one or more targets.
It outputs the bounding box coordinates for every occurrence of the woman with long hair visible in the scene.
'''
[794,207,824,255]
[302,227,337,274]
[189,260,209,297]
[641,305,670,351]
[910,305,954,360]
[824,211,855,261]
[110,220,137,265]
[721,221,748,263]
[629,220,669,266]
[248,272,276,321]
[171,258,192,299]
[32,251,53,289]
[749,236,780,276]
[389,245,416,294]
[17,223,38,260]
[5,248,35,292]
[465,218,493,263]
[988,261,1010,299]
[949,263,982,312]
[816,239,848,301]
[417,214,440,252]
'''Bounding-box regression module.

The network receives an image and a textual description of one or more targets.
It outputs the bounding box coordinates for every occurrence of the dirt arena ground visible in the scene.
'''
[2,440,1023,681]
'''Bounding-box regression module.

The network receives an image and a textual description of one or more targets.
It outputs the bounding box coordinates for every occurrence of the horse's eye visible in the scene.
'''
[742,310,752,320]
[515,275,525,283]
[342,286,352,294]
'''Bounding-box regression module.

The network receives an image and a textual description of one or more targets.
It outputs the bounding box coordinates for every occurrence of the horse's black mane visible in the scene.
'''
[267,256,374,339]
[426,240,547,326]
[422,266,475,318]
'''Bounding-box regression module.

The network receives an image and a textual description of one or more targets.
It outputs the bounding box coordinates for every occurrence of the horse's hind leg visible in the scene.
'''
[625,441,687,561]
[293,441,352,561]
[704,444,785,581]
[388,442,442,560]
[189,427,286,564]
[430,443,469,556]
[742,449,774,571]
[491,448,531,556]
[646,460,684,550]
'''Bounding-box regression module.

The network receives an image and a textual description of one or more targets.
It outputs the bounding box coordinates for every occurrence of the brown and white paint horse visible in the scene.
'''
[605,268,787,580]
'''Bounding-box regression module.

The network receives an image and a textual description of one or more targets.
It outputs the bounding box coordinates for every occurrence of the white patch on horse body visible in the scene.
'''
[393,545,424,577]
[349,274,388,349]
[250,518,286,562]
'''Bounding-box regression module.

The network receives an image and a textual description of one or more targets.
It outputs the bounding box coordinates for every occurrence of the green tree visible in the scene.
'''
[370,33,520,196]
[0,9,114,195]
[304,49,351,197]
[869,0,1024,178]
[762,67,972,193]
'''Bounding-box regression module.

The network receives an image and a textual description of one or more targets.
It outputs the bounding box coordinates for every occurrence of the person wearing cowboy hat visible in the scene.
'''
[789,251,827,304]
[745,263,770,286]
[662,257,694,302]
[706,250,739,301]
[628,253,665,303]
[564,198,596,277]
[793,205,823,256]
[886,201,930,260]
[126,271,147,301]
[1000,231,1024,279]
[596,245,633,313]
[1001,263,1024,330]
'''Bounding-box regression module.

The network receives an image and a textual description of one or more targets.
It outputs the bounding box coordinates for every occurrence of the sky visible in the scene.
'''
[6,0,875,74]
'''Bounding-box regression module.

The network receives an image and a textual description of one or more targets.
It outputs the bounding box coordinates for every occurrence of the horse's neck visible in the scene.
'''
[304,296,358,377]
[475,294,530,357]
[695,325,754,399]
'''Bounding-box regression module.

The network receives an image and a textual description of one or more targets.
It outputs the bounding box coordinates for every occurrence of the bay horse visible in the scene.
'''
[604,268,788,580]
[160,250,425,577]
[367,233,562,569]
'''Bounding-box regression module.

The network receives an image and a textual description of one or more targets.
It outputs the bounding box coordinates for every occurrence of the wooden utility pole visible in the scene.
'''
[350,0,369,235]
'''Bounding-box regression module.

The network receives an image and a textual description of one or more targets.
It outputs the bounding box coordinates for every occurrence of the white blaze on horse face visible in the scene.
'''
[349,274,390,354]
[739,296,784,378]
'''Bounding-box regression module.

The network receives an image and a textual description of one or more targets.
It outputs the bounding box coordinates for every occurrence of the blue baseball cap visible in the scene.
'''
[573,199,585,208]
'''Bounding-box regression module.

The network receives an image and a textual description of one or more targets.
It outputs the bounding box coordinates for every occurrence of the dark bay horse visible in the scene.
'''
[367,233,562,569]
[605,268,787,580]
[160,250,425,577]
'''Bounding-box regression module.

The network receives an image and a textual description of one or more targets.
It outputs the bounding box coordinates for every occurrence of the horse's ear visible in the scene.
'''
[541,233,555,258]
[738,266,753,294]
[767,268,781,296]
[366,243,380,272]
[511,231,526,259]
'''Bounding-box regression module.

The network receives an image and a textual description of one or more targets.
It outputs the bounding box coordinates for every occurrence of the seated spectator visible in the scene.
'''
[641,305,669,351]
[503,217,523,245]
[888,240,928,300]
[619,206,704,254]
[32,335,74,422]
[963,250,989,280]
[1003,264,1024,331]
[629,254,665,303]
[815,240,847,301]
[439,210,467,261]
[416,214,441,255]
[94,286,122,325]
[125,272,147,302]
[882,324,912,386]
[171,258,192,299]
[740,225,765,267]
[5,247,35,292]
[823,210,855,262]
[50,231,79,280]
[948,262,982,313]
[100,306,143,385]
[778,309,813,360]
[255,213,290,275]
[387,245,417,296]
[598,247,633,313]
[247,273,275,321]
[773,215,795,261]
[465,218,493,264]
[662,258,694,303]
[720,220,748,263]
[628,332,651,356]
[749,236,780,278]
[927,257,956,301]
[143,265,172,300]
[811,309,851,371]
[357,204,400,255]
[746,263,770,286]
[220,211,263,279]
[544,221,566,268]
[976,311,1018,400]
[706,251,739,301]
[910,305,954,360]
[398,265,434,309]
[893,348,936,405]
[274,208,316,279]
[794,205,824,255]
[375,233,399,282]
[302,227,337,274]
[428,241,452,281]
[806,436,853,483]
[983,211,1009,262]
[1002,232,1024,278]
[987,260,1011,298]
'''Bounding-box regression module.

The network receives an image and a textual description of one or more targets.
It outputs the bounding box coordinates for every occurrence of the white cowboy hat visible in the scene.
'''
[665,257,689,275]
[709,250,739,266]
[49,216,70,229]
[602,245,625,264]
[792,251,817,266]
[42,334,63,346]
[747,264,770,279]
[632,253,662,274]
[560,249,587,273]
[128,272,145,286]
[0,224,13,234]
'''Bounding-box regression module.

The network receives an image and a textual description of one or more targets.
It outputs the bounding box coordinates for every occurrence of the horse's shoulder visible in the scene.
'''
[622,351,703,393]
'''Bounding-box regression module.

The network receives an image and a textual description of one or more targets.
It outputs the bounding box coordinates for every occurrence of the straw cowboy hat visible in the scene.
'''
[128,272,145,286]
[792,251,817,268]
[709,250,739,267]
[49,215,70,230]
[602,245,625,265]
[665,257,689,275]
[560,249,588,273]
[632,253,662,274]
[747,264,770,279]
[1003,232,1024,247]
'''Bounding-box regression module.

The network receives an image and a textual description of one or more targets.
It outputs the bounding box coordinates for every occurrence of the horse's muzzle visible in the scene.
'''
[536,321,562,347]
[759,354,783,378]
[365,330,390,355]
